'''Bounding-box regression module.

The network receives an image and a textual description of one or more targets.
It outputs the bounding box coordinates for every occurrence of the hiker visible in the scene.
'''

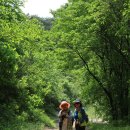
[58,101,73,130]
[73,99,88,130]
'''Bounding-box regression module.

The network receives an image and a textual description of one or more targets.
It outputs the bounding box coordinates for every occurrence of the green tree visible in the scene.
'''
[50,0,130,123]
[0,0,55,123]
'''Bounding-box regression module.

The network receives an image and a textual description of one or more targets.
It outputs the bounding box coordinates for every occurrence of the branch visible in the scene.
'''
[66,43,113,102]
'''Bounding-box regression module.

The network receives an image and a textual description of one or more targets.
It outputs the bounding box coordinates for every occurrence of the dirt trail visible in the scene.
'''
[44,127,58,130]
[44,120,58,130]
[44,127,90,130]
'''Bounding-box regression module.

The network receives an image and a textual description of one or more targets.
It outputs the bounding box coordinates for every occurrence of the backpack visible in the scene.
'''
[81,108,89,123]
[74,108,89,124]
[85,113,89,123]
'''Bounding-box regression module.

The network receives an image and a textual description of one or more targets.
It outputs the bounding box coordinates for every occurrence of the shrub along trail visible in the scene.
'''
[44,127,58,130]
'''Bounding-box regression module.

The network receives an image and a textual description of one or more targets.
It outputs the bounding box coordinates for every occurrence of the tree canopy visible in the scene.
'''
[0,0,130,126]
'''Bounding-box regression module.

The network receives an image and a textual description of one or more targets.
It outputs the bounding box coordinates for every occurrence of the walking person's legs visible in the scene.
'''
[79,126,85,130]
[75,125,85,130]
[59,121,62,130]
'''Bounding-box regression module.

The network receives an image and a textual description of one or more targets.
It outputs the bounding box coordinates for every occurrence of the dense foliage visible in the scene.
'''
[0,0,77,125]
[50,0,130,123]
[0,0,130,127]
[0,0,57,125]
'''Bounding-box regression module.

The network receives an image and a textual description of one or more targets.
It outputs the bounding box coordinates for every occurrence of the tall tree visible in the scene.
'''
[50,0,130,122]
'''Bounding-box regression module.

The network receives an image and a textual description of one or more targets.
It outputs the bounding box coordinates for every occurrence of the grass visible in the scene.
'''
[0,122,45,130]
[87,106,130,130]
[0,109,57,130]
[90,123,130,130]
[0,115,56,130]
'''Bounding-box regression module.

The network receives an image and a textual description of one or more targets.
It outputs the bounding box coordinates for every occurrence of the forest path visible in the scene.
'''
[44,119,59,130]
[44,127,90,130]
[44,127,58,130]
[44,120,91,130]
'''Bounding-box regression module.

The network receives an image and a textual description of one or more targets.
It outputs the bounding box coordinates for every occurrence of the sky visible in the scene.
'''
[22,0,68,18]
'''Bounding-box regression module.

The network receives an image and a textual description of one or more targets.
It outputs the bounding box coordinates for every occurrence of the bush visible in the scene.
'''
[0,121,44,130]
[28,109,55,127]
[90,123,130,130]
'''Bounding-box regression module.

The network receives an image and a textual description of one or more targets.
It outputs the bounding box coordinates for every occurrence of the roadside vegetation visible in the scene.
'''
[90,123,130,130]
[0,0,130,129]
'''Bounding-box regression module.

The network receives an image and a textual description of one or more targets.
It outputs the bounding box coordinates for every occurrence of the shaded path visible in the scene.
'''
[44,119,58,130]
[44,127,58,130]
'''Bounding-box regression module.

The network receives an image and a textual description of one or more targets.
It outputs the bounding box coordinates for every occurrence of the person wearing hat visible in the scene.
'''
[73,99,88,130]
[58,101,73,130]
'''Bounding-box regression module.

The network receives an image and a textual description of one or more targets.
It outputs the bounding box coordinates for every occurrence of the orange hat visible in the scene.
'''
[59,101,70,110]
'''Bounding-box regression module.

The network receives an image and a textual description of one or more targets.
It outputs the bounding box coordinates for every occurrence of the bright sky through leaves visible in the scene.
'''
[22,0,68,18]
